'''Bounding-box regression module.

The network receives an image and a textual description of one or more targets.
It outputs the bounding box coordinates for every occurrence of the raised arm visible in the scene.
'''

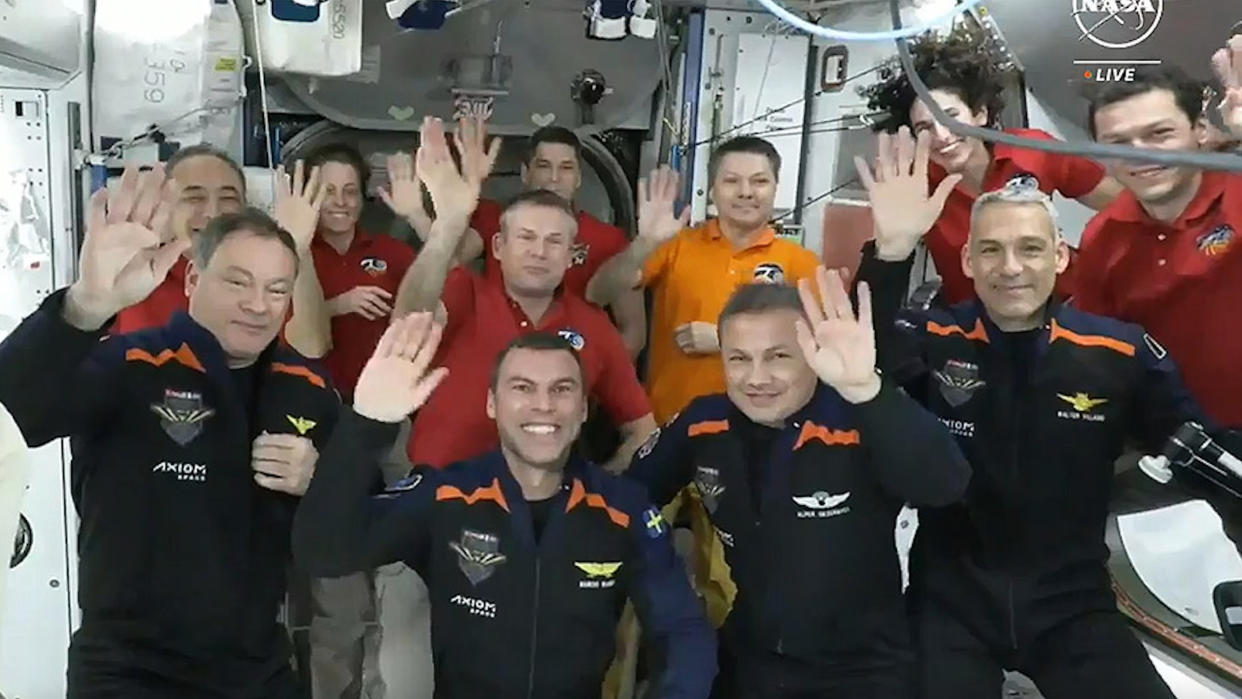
[852,127,955,386]
[1211,35,1242,140]
[0,165,188,446]
[273,160,332,358]
[392,116,499,319]
[624,410,697,507]
[293,312,451,576]
[611,287,648,360]
[379,149,485,265]
[853,126,960,264]
[585,166,688,306]
[797,266,969,506]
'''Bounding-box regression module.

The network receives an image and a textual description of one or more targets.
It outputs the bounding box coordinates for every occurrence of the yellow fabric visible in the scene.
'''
[604,222,820,698]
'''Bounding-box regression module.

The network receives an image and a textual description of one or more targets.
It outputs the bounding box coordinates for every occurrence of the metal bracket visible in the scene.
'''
[442,54,513,97]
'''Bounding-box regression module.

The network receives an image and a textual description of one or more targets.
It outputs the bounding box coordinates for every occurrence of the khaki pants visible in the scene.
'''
[308,418,431,699]
[309,573,383,699]
[374,563,433,699]
[373,418,433,699]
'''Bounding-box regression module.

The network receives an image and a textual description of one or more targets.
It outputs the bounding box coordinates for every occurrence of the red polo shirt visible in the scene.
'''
[470,199,629,297]
[1074,171,1242,427]
[312,229,415,398]
[113,257,190,333]
[406,269,651,467]
[927,128,1106,304]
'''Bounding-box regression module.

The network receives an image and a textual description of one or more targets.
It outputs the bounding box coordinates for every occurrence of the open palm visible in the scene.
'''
[637,166,690,243]
[415,117,481,222]
[1212,37,1242,138]
[273,160,326,249]
[854,127,960,260]
[378,151,426,221]
[795,266,877,392]
[354,312,450,423]
[75,164,189,318]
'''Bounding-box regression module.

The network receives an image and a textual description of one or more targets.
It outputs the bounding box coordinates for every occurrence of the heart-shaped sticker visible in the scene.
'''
[388,105,416,121]
[531,112,556,127]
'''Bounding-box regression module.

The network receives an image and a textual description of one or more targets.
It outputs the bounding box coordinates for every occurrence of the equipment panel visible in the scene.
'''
[0,87,73,699]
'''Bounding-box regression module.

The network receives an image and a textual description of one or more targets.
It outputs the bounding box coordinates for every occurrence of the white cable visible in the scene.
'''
[248,0,279,191]
[887,0,1242,173]
[751,0,983,41]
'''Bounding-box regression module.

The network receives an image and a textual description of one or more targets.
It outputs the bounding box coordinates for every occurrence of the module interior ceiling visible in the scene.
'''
[247,0,664,135]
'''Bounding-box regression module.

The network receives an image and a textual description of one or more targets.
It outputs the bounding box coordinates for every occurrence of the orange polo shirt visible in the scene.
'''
[640,219,821,422]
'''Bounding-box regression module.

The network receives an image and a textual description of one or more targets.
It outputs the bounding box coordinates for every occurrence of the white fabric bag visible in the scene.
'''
[92,0,244,152]
[253,0,364,77]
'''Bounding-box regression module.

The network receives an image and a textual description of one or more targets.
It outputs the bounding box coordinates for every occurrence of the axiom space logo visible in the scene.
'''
[1072,0,1163,50]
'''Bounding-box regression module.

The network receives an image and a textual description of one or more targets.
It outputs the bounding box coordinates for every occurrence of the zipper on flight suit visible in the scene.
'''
[526,559,541,699]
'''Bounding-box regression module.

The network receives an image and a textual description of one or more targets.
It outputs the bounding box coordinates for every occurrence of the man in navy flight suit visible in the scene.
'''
[293,316,718,698]
[0,165,340,698]
[625,274,970,698]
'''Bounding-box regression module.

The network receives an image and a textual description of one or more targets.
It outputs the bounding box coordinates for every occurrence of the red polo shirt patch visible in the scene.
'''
[312,230,415,397]
[407,268,651,468]
[1075,171,1242,427]
[926,128,1105,304]
[470,198,629,298]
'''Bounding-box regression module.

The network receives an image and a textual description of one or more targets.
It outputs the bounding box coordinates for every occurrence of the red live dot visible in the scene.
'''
[1084,71,1092,78]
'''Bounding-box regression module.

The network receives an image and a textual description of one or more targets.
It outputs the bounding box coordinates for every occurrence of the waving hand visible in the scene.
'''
[66,164,189,329]
[795,266,881,404]
[1211,35,1242,138]
[854,127,961,261]
[353,312,450,423]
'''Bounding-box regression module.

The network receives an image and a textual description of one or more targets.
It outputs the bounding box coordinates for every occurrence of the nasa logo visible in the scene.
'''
[1071,0,1163,50]
[1005,173,1040,193]
[557,329,586,351]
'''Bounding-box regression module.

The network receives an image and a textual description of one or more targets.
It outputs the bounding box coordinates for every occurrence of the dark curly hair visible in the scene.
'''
[857,24,1016,134]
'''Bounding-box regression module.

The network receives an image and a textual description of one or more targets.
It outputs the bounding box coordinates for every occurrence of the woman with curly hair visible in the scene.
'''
[859,25,1122,304]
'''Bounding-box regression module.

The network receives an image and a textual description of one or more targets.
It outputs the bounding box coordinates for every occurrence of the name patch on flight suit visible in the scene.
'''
[574,561,622,589]
[1055,392,1109,423]
[791,491,851,519]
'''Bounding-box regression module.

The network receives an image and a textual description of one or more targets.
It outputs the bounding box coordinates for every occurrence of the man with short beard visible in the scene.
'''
[292,317,717,698]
